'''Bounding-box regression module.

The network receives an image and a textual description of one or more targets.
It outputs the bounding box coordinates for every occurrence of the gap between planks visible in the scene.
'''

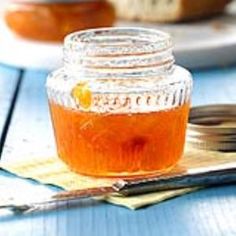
[0,69,25,158]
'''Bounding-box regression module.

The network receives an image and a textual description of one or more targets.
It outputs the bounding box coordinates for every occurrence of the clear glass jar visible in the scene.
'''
[4,0,115,42]
[46,27,193,177]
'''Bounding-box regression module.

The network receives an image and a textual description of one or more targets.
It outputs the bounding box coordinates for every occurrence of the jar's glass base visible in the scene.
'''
[69,164,177,179]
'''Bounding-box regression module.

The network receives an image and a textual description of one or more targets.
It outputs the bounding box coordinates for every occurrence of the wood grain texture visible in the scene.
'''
[0,65,236,236]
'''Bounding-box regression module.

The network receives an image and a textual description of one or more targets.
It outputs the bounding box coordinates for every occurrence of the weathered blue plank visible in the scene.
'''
[0,65,20,154]
[192,67,236,105]
[1,69,56,162]
[1,65,236,236]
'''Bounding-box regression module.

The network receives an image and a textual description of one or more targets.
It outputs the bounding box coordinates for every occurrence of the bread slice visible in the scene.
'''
[109,0,231,22]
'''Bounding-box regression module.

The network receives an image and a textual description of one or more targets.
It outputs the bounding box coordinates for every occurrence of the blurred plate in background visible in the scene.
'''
[0,3,236,70]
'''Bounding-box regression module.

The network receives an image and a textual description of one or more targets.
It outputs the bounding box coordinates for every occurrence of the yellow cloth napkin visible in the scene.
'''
[1,148,235,209]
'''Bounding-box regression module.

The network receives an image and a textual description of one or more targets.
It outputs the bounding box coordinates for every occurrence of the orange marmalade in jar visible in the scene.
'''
[46,28,193,177]
[5,0,115,42]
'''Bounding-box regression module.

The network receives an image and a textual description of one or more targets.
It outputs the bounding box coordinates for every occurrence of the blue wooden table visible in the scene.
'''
[0,64,236,236]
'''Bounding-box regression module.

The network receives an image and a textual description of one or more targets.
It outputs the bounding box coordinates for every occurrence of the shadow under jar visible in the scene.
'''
[4,0,115,42]
[46,27,193,177]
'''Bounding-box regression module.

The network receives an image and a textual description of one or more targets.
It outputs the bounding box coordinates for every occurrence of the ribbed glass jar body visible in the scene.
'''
[46,28,193,177]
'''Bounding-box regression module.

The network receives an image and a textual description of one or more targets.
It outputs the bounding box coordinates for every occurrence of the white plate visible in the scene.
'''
[1,4,236,70]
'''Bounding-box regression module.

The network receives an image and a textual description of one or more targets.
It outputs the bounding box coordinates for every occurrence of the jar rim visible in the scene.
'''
[64,27,172,57]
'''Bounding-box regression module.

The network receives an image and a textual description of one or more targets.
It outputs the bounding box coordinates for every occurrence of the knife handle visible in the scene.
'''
[114,165,236,196]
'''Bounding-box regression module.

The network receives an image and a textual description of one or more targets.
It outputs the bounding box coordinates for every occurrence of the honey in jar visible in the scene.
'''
[46,28,193,177]
[4,0,115,42]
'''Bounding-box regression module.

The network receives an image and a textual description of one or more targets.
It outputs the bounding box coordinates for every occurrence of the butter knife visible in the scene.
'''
[1,162,236,214]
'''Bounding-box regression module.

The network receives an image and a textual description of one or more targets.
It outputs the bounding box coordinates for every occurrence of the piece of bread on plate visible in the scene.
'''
[109,0,232,22]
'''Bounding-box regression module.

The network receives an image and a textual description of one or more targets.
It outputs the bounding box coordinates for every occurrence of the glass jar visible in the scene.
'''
[4,0,115,42]
[46,27,193,177]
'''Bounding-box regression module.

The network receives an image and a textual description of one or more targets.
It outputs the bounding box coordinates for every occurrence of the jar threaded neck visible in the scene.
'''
[63,27,174,78]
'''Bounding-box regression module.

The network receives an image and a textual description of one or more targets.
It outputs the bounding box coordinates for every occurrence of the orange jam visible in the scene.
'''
[49,101,190,177]
[5,1,115,42]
